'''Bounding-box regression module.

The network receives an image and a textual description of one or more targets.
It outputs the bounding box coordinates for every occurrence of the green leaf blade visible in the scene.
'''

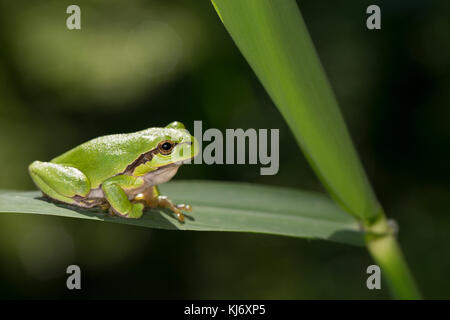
[0,181,363,246]
[211,0,381,223]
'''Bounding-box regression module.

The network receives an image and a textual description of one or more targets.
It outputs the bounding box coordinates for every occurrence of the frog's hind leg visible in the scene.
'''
[29,161,91,205]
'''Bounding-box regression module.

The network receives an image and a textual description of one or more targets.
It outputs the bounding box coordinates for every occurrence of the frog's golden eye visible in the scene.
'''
[158,140,175,155]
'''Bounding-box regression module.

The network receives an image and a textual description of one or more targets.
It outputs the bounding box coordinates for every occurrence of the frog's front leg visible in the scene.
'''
[102,175,145,219]
[134,186,191,222]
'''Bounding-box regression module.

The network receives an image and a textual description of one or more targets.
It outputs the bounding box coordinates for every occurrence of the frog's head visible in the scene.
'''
[156,121,199,165]
[131,121,199,183]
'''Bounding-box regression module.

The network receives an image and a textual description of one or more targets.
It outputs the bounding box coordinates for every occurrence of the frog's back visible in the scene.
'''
[51,131,156,188]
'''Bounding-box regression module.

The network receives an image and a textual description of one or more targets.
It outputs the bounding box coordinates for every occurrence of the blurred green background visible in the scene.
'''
[0,0,449,299]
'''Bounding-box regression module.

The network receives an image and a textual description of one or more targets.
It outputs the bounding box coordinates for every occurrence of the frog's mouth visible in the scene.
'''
[171,140,197,162]
[145,138,196,175]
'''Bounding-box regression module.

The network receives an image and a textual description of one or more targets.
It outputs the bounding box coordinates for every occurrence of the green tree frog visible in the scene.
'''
[29,121,199,222]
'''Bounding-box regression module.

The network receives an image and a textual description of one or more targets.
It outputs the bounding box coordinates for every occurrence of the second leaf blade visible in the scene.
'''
[212,0,381,223]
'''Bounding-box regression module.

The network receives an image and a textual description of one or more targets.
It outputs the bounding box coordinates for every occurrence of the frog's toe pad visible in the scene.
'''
[176,204,192,212]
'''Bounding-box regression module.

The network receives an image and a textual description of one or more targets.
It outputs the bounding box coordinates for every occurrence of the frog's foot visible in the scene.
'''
[155,196,186,222]
[135,193,189,222]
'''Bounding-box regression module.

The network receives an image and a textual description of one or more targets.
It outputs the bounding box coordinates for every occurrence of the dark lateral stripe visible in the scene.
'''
[123,148,159,174]
[122,141,185,175]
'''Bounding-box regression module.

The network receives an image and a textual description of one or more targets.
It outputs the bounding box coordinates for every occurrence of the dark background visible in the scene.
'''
[0,0,449,299]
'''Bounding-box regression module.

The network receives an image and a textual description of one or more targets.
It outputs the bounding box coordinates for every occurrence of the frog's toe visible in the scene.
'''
[172,209,185,222]
[176,204,192,212]
[168,205,186,222]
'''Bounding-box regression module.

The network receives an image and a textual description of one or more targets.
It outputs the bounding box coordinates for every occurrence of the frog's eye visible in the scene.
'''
[158,140,175,155]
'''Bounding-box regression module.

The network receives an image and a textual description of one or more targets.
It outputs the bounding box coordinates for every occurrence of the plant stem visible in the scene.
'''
[365,217,421,299]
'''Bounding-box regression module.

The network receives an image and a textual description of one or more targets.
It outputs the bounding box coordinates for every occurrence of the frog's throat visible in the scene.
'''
[140,163,180,188]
